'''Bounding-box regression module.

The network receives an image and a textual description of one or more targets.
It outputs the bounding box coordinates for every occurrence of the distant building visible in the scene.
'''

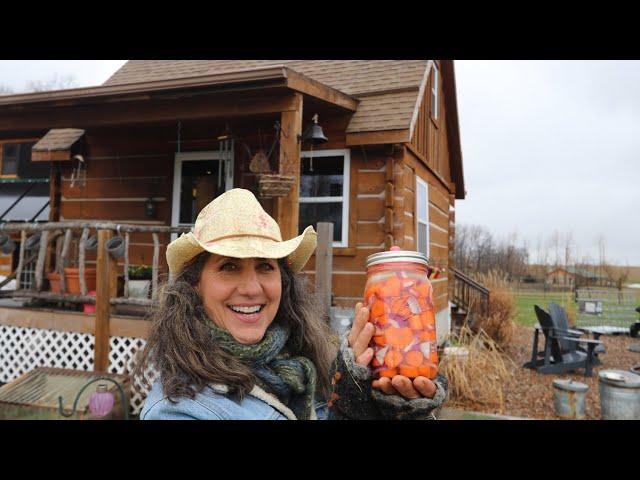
[545,266,611,287]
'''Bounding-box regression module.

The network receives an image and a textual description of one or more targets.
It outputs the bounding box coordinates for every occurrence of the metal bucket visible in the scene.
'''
[25,233,41,251]
[105,236,125,259]
[552,379,588,419]
[598,370,640,420]
[84,235,98,251]
[0,235,15,255]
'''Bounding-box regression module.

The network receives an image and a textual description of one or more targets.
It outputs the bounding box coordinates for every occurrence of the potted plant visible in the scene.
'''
[128,265,153,299]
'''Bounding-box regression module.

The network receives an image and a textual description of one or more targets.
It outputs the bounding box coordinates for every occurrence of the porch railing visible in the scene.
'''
[0,221,190,373]
[450,266,490,319]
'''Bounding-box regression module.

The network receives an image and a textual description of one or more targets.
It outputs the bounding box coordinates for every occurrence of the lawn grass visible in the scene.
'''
[512,290,574,327]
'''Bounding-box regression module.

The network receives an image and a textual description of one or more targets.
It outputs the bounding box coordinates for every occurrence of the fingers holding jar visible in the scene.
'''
[372,375,437,399]
[347,302,375,366]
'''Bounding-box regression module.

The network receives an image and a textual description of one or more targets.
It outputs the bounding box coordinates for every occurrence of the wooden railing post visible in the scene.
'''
[95,229,117,373]
[315,222,333,319]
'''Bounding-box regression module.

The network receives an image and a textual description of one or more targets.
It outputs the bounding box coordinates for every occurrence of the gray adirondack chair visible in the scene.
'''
[523,305,602,377]
[548,301,606,363]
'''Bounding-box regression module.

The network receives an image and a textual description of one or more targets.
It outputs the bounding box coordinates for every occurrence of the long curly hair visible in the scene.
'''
[132,252,337,403]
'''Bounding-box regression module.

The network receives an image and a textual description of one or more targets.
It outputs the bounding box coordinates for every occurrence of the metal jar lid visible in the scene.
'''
[598,369,640,388]
[552,379,589,393]
[365,248,428,268]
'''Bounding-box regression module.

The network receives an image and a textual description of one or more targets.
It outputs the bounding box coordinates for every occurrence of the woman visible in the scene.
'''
[135,188,448,420]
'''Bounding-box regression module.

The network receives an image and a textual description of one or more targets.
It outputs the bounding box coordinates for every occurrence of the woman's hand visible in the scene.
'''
[347,301,438,400]
[347,302,375,366]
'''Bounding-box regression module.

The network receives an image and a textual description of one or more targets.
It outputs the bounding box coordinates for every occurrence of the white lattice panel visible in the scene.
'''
[0,325,95,384]
[109,335,158,416]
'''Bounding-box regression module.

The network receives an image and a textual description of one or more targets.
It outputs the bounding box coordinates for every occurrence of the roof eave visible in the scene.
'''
[442,60,466,200]
[0,65,292,109]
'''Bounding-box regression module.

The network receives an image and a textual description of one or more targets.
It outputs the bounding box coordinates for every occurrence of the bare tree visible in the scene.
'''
[25,73,78,92]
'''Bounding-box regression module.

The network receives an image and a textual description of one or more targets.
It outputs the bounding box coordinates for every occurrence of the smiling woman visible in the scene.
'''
[133,188,448,420]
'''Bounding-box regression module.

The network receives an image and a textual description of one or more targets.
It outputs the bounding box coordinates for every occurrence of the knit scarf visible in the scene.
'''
[198,307,317,420]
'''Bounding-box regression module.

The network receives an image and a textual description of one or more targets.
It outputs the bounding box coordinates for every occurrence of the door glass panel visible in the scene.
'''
[179,160,225,224]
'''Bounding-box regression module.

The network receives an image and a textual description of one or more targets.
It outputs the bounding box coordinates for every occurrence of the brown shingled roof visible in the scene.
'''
[32,128,85,151]
[104,60,430,133]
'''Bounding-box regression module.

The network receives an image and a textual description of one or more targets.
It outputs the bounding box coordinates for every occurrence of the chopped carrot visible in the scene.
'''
[408,315,423,331]
[385,327,414,349]
[415,282,431,297]
[384,349,403,368]
[419,330,436,342]
[418,363,438,379]
[382,276,402,297]
[372,357,381,367]
[371,299,386,319]
[429,349,439,364]
[420,310,436,329]
[372,335,387,346]
[390,296,411,318]
[405,350,424,366]
[365,283,380,301]
[378,368,398,378]
[399,365,419,378]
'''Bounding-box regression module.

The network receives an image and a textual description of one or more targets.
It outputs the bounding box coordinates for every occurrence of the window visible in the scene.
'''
[430,62,439,122]
[416,177,430,258]
[1,144,19,176]
[299,149,350,247]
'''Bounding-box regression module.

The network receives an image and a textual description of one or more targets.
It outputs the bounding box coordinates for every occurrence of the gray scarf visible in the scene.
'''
[199,307,317,420]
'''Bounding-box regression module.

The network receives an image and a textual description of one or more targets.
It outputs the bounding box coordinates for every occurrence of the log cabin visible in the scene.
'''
[0,61,468,411]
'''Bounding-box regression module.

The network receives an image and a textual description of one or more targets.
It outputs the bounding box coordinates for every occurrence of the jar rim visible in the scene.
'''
[365,250,428,268]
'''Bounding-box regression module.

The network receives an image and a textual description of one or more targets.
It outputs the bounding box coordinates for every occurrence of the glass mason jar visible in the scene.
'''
[364,246,438,380]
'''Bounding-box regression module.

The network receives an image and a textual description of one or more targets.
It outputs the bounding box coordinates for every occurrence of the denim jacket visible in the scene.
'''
[140,337,447,420]
[141,380,327,420]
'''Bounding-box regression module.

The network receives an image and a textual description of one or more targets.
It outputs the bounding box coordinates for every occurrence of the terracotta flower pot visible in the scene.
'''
[47,268,97,294]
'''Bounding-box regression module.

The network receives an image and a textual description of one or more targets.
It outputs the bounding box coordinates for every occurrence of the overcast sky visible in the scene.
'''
[0,60,637,265]
[455,60,640,266]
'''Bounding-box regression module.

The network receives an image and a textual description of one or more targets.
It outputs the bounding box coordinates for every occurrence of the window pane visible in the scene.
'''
[417,222,428,256]
[179,160,225,224]
[299,202,342,242]
[300,155,343,197]
[2,144,19,175]
[416,181,427,221]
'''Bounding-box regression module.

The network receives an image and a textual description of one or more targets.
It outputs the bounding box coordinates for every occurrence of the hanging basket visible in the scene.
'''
[257,174,296,198]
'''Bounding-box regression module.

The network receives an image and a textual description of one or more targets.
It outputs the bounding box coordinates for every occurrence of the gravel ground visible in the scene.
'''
[449,325,640,419]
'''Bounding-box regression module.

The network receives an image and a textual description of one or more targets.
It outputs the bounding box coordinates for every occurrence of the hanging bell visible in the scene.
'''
[300,114,328,145]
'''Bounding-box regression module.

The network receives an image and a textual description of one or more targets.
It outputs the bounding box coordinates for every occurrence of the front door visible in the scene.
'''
[171,151,234,238]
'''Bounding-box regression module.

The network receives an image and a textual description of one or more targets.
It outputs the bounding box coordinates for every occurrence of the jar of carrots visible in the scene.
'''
[364,246,438,380]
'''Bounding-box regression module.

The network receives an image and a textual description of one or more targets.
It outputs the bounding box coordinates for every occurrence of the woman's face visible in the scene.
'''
[197,254,282,344]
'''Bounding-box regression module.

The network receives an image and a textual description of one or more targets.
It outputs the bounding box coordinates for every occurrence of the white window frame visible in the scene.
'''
[430,62,439,121]
[416,176,430,258]
[171,150,234,240]
[299,148,350,248]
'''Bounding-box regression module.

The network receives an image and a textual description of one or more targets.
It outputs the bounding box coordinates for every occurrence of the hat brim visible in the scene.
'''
[166,225,317,275]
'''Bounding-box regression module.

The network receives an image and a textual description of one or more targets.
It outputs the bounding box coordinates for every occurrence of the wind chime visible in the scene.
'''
[217,124,235,190]
[69,154,86,188]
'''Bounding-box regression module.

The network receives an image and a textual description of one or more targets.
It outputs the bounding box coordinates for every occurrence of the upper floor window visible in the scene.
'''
[298,149,350,247]
[430,62,439,122]
[416,176,430,258]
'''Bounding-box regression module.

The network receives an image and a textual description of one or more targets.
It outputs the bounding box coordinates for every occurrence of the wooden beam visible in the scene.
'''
[0,306,152,339]
[315,222,334,318]
[95,229,117,373]
[346,129,410,146]
[32,150,71,162]
[285,69,358,112]
[0,93,301,132]
[405,142,453,194]
[273,93,303,241]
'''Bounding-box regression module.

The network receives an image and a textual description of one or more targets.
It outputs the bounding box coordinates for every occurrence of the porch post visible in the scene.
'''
[95,229,117,373]
[273,92,303,241]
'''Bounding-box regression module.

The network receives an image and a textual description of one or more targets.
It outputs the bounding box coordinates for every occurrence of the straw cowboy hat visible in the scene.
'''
[166,188,317,275]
